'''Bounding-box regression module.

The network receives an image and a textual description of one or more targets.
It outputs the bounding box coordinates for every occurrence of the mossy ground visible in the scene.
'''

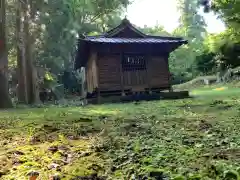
[1,88,240,179]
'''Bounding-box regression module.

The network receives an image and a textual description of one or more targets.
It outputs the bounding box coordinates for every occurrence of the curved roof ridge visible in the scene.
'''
[104,18,146,38]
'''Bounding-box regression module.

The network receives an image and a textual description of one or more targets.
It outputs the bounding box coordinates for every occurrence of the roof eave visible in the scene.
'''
[78,38,188,44]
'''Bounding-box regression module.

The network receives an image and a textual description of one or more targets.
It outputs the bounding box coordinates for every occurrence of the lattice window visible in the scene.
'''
[122,54,146,71]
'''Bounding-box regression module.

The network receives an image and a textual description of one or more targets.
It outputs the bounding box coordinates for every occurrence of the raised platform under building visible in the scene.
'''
[87,91,190,104]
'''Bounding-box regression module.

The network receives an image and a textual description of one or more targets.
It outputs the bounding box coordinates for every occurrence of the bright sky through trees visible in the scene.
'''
[127,0,226,33]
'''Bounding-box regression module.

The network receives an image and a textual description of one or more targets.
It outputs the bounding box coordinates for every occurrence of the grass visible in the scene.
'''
[1,90,240,179]
[191,86,240,97]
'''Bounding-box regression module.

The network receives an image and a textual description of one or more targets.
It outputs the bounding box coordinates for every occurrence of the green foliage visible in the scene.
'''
[6,0,130,76]
[199,31,240,72]
[170,0,207,78]
[195,51,216,74]
[223,170,239,180]
[177,0,206,41]
[217,43,240,69]
[173,175,186,180]
[172,0,240,77]
[59,70,80,94]
[202,0,240,39]
[140,24,171,36]
[171,71,193,85]
[198,0,240,74]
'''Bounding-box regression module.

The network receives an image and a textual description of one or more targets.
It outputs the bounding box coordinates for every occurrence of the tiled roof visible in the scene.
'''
[79,18,187,45]
[83,37,187,44]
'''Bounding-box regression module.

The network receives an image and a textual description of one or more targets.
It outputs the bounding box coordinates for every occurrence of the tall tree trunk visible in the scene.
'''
[24,0,34,104]
[16,0,37,104]
[0,0,13,108]
[16,0,27,103]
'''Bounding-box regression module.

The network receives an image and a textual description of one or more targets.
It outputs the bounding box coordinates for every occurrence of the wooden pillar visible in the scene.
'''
[96,53,101,104]
[165,53,173,92]
[120,51,125,96]
[146,54,151,94]
[97,88,100,104]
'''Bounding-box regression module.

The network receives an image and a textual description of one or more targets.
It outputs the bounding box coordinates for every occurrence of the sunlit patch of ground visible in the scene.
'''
[213,86,227,91]
[190,86,240,97]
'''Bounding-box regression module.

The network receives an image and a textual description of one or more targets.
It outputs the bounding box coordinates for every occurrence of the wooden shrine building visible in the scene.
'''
[75,18,187,100]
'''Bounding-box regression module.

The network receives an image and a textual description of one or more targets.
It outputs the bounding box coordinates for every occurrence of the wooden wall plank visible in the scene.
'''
[98,54,121,91]
[148,56,170,88]
[86,53,171,93]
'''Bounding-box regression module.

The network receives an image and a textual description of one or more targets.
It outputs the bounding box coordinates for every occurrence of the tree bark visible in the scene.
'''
[16,0,27,103]
[0,0,13,108]
[16,0,37,104]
